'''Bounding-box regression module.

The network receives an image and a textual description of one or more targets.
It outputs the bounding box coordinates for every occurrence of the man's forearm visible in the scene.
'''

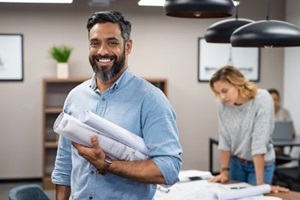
[108,160,166,184]
[56,184,71,200]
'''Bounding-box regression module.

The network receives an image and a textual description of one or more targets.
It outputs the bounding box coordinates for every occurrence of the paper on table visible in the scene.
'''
[253,197,282,200]
[178,170,213,182]
[154,180,216,200]
[213,184,271,200]
[79,111,149,155]
[53,112,149,161]
[154,179,271,200]
[219,182,252,190]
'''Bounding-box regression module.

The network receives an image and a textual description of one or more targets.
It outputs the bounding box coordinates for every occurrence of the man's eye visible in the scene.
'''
[90,41,100,47]
[108,41,119,46]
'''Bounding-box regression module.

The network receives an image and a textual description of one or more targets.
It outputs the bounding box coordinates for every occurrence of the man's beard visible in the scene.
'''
[90,51,126,82]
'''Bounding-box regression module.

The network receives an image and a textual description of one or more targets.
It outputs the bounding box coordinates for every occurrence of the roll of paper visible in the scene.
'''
[79,110,149,155]
[53,112,149,161]
[214,184,271,200]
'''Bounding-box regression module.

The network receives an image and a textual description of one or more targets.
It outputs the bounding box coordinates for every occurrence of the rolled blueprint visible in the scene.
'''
[214,184,271,200]
[53,112,149,161]
[79,111,149,155]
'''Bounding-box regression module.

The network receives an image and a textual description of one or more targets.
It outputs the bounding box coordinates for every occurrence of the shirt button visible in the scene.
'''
[89,196,93,199]
[91,171,94,174]
[102,98,105,101]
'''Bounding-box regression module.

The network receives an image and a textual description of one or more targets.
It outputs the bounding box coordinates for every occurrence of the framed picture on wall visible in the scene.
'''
[0,34,24,81]
[198,37,260,82]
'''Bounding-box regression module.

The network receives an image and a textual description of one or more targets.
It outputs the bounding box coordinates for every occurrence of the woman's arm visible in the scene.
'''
[253,154,265,185]
[208,150,231,183]
[220,150,231,173]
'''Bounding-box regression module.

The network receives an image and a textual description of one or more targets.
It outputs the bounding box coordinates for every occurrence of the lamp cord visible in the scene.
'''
[266,0,270,20]
[233,0,240,20]
[227,46,234,66]
[235,5,238,20]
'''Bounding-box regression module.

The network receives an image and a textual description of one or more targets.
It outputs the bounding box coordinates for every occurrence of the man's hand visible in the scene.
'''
[72,135,166,184]
[72,135,106,170]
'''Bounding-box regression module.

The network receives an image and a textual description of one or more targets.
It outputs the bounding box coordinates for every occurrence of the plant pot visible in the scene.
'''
[56,62,69,79]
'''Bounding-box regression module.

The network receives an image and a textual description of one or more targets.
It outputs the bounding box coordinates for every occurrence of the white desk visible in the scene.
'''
[154,178,300,200]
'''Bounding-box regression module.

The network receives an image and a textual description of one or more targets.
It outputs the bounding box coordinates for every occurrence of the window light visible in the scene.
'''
[0,0,72,3]
[138,0,164,7]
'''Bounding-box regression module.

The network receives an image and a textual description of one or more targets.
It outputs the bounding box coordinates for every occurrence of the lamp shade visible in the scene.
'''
[164,0,234,18]
[205,18,253,43]
[231,20,300,47]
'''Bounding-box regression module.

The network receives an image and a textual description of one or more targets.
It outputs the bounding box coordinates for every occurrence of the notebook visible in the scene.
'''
[272,121,294,141]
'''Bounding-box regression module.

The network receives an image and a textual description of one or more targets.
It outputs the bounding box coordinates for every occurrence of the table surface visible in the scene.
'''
[266,190,300,199]
[210,136,300,146]
[155,179,300,200]
[272,136,300,147]
[224,180,300,199]
[208,137,300,199]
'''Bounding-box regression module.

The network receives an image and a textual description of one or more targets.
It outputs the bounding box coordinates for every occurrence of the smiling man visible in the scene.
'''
[51,11,182,200]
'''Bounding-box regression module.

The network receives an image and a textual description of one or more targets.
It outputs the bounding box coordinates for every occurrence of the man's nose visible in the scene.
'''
[97,44,109,55]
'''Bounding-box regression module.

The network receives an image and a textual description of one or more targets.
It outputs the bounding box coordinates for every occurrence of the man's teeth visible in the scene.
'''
[98,58,110,63]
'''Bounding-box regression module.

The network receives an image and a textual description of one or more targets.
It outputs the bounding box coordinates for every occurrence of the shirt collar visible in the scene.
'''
[89,68,134,92]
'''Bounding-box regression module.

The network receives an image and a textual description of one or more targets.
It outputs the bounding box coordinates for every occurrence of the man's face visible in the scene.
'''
[88,22,132,82]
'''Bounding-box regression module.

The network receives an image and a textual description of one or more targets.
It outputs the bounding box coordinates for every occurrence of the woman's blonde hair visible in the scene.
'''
[209,65,257,100]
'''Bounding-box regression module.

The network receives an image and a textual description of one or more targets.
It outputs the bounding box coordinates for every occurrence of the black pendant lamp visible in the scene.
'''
[231,0,300,47]
[205,1,253,43]
[164,0,234,18]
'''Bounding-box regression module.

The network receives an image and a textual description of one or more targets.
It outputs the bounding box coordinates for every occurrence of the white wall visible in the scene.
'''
[0,0,286,179]
[285,0,300,136]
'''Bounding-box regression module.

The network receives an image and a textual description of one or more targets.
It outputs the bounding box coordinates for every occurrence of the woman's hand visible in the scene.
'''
[208,173,229,183]
[270,185,290,193]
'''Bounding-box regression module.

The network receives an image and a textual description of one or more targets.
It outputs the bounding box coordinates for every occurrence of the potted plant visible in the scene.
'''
[49,45,73,78]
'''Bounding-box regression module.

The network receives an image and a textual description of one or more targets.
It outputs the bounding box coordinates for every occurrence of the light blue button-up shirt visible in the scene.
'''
[52,68,182,200]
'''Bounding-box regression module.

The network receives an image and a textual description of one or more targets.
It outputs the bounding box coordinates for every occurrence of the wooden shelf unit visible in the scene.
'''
[42,77,167,189]
[42,78,88,190]
[143,77,168,97]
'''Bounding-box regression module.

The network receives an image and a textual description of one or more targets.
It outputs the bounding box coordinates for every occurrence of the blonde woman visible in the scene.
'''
[208,66,288,193]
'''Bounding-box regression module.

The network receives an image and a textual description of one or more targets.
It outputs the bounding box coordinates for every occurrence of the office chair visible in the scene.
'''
[8,184,50,200]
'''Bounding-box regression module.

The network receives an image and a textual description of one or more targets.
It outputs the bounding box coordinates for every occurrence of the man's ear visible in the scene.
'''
[126,39,133,54]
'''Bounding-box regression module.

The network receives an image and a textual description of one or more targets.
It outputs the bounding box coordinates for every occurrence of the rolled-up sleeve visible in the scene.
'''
[218,105,231,151]
[251,104,274,156]
[51,134,72,186]
[142,90,182,185]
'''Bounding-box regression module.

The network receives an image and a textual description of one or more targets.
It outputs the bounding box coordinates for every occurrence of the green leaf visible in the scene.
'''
[49,45,73,63]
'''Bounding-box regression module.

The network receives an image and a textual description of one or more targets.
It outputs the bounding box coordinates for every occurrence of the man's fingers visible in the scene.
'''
[91,135,99,148]
[72,141,80,149]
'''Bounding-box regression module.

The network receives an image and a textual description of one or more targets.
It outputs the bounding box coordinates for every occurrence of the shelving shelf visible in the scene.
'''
[42,77,88,190]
